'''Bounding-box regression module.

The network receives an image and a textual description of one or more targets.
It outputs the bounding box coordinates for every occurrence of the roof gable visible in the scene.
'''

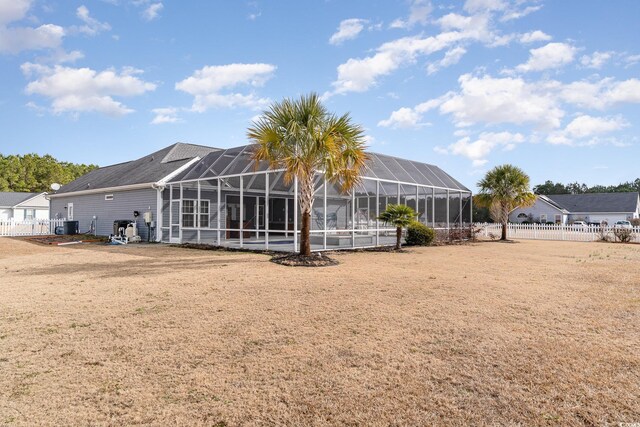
[55,143,219,194]
[0,192,41,207]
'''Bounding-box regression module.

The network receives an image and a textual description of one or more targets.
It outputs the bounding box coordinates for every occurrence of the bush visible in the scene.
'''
[613,227,633,243]
[631,218,640,227]
[406,221,435,246]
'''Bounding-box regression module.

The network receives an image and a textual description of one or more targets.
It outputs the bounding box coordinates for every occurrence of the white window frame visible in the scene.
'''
[67,203,74,220]
[182,199,196,228]
[555,214,562,224]
[540,214,547,223]
[181,199,210,228]
[199,200,210,228]
[25,208,35,220]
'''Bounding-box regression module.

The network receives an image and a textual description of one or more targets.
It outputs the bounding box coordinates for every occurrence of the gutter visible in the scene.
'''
[47,182,156,198]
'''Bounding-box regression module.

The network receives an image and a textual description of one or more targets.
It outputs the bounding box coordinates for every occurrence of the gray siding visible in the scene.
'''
[509,198,566,224]
[50,188,158,240]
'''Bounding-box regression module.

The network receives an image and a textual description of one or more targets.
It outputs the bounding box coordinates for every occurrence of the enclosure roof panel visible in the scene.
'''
[168,144,470,192]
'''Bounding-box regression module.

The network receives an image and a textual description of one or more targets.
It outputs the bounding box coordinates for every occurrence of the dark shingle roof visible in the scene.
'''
[56,143,219,194]
[547,192,640,213]
[170,144,470,192]
[0,192,40,207]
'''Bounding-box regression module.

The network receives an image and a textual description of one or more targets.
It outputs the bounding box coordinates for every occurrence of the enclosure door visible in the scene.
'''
[169,200,180,243]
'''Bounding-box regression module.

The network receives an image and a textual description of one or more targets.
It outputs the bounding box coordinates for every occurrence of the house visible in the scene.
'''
[48,143,219,240]
[51,142,472,251]
[509,192,640,225]
[0,192,49,221]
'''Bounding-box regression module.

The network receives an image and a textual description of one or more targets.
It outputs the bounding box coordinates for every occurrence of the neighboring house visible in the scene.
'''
[510,192,640,225]
[48,143,219,240]
[51,142,472,251]
[0,192,49,221]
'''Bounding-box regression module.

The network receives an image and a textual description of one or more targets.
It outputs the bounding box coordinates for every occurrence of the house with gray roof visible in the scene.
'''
[509,192,640,225]
[51,142,472,251]
[48,143,219,240]
[0,192,49,221]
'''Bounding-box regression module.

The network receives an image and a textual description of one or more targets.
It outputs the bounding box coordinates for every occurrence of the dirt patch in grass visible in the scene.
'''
[0,237,638,425]
[270,252,339,267]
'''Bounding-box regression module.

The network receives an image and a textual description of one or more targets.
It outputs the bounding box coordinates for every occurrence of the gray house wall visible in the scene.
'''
[50,188,159,240]
[509,198,567,224]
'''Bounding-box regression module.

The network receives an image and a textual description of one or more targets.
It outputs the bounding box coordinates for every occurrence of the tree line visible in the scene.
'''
[0,153,98,193]
[533,179,640,195]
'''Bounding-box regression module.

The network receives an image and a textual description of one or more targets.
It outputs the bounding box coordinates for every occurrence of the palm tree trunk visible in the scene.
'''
[298,175,315,257]
[501,203,509,240]
[300,210,312,256]
[396,226,402,249]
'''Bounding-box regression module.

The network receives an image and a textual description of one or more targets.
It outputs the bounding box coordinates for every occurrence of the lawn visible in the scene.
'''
[0,238,638,425]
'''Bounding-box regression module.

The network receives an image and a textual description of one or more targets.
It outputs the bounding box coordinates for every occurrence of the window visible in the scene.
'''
[105,194,114,201]
[199,200,210,228]
[540,214,547,223]
[25,209,35,220]
[182,199,210,228]
[67,203,74,220]
[182,200,195,228]
[555,214,562,224]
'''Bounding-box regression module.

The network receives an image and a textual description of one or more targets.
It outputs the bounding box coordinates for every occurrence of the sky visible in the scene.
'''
[1,0,639,191]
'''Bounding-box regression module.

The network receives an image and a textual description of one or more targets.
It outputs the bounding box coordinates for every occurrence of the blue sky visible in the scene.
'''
[1,0,639,191]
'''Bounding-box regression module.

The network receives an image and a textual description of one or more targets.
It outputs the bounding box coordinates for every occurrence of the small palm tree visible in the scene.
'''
[475,164,535,241]
[378,204,416,250]
[247,93,369,257]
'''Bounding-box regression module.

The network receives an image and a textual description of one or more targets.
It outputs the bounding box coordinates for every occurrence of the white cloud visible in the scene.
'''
[0,0,32,25]
[0,1,66,55]
[519,30,551,44]
[330,14,494,95]
[329,18,367,45]
[559,78,640,109]
[500,4,542,21]
[439,74,564,129]
[378,107,423,129]
[378,98,443,128]
[445,131,525,166]
[515,42,577,73]
[0,24,65,54]
[427,46,466,74]
[463,0,506,14]
[580,51,612,69]
[176,63,276,112]
[73,5,111,36]
[151,107,181,124]
[547,115,628,145]
[142,3,163,21]
[390,0,432,29]
[22,63,156,116]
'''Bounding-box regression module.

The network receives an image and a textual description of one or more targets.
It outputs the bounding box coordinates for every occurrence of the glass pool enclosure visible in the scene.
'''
[159,144,472,251]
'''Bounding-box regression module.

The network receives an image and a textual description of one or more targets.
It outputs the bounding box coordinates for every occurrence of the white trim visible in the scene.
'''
[155,156,202,186]
[48,182,155,198]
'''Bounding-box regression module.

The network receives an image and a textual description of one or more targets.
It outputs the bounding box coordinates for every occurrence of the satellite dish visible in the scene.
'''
[50,183,61,191]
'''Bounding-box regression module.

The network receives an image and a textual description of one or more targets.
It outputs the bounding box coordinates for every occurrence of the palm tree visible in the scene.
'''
[247,93,368,257]
[475,164,535,241]
[378,204,416,250]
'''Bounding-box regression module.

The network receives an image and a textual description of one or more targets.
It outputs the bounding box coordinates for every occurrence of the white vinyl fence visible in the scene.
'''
[0,219,65,237]
[476,223,640,243]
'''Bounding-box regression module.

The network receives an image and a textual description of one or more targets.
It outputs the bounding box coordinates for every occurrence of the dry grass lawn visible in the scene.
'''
[0,237,639,426]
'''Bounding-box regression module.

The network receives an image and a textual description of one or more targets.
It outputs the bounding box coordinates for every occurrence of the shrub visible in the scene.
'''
[631,218,640,227]
[406,221,435,246]
[613,228,633,243]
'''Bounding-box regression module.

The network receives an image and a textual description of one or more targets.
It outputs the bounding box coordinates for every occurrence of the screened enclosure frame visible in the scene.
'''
[160,167,473,252]
[158,144,471,251]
